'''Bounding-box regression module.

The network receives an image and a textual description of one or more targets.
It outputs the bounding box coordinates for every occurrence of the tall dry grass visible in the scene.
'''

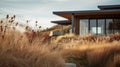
[57,34,120,67]
[1,15,120,67]
[0,15,65,67]
[62,43,120,67]
[0,29,65,67]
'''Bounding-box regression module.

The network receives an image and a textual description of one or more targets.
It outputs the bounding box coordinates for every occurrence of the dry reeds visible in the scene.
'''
[0,28,64,67]
[61,41,120,67]
[0,15,65,67]
[55,33,120,67]
[1,15,120,67]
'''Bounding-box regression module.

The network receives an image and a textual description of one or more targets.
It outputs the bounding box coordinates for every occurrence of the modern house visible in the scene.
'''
[52,5,120,35]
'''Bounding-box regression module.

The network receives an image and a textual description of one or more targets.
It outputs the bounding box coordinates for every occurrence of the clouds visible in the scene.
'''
[0,0,119,29]
[53,0,69,2]
[0,0,68,3]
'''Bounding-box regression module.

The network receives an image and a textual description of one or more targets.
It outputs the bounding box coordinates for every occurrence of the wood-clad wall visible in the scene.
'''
[74,17,80,35]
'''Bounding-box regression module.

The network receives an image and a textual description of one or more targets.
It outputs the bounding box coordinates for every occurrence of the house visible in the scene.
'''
[51,20,72,36]
[52,5,120,35]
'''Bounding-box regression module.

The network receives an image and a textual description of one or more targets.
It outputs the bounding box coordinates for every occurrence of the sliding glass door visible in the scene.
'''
[98,19,105,35]
[79,19,88,35]
[106,19,113,35]
[79,19,120,36]
[90,19,97,34]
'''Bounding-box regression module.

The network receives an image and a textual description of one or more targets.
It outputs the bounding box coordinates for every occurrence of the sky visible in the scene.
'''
[0,0,120,29]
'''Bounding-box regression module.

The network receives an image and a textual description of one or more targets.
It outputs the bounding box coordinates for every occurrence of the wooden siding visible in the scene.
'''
[74,17,79,35]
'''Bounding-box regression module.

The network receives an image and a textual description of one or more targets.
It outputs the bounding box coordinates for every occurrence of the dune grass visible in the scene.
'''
[1,15,120,67]
[58,34,120,67]
[0,30,65,67]
[0,15,65,67]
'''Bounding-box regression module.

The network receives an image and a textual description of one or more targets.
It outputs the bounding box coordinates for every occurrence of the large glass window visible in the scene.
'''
[98,19,105,35]
[79,19,88,35]
[113,19,120,33]
[79,19,120,36]
[106,19,113,35]
[90,19,96,34]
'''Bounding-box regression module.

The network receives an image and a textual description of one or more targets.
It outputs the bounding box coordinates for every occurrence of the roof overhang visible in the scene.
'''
[98,5,120,10]
[53,9,120,20]
[51,20,71,25]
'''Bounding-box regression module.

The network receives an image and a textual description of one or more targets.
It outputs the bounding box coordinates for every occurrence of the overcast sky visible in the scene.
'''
[0,0,119,29]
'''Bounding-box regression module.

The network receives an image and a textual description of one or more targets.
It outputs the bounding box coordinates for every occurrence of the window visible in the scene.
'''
[90,19,96,34]
[113,19,120,33]
[79,19,120,36]
[106,19,113,35]
[79,19,88,35]
[98,19,105,35]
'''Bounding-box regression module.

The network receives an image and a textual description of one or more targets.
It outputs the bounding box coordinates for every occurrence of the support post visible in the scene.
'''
[113,19,115,34]
[62,25,64,34]
[88,19,90,33]
[96,19,98,35]
[104,19,107,35]
[72,13,75,33]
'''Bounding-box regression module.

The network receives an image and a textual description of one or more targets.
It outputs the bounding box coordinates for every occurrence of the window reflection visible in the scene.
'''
[90,19,96,34]
[79,19,88,35]
[106,19,113,35]
[79,19,120,36]
[98,19,105,35]
[113,19,120,33]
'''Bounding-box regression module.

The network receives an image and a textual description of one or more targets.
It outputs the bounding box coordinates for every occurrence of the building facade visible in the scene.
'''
[52,5,120,35]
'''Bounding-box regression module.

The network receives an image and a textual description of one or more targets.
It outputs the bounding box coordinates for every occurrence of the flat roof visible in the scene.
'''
[51,20,71,25]
[98,5,120,10]
[53,9,120,19]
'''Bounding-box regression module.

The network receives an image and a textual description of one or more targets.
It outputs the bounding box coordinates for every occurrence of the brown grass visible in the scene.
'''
[1,15,120,67]
[0,30,65,67]
[60,37,120,67]
[0,15,65,67]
